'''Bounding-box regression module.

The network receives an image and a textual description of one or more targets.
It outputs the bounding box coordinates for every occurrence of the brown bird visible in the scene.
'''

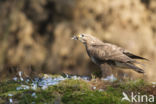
[72,34,148,76]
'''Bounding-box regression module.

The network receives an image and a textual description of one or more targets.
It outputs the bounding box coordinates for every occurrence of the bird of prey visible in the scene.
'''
[72,34,148,75]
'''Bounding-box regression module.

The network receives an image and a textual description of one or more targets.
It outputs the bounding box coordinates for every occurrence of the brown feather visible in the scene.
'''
[87,44,133,63]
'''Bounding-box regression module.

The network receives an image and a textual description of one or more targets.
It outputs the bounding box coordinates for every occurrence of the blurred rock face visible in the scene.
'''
[0,0,155,81]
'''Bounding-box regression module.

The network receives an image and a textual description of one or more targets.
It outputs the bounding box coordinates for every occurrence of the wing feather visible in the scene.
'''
[87,44,133,63]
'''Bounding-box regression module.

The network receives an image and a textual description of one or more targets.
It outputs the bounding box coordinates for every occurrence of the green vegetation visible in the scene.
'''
[0,78,155,104]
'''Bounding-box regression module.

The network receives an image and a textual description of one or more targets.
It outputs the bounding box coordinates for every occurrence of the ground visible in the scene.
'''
[0,75,155,104]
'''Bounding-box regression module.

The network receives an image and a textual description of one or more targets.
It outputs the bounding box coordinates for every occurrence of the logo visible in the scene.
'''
[122,92,155,103]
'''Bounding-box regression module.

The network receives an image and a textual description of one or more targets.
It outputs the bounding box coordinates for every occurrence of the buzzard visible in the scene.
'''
[72,34,148,76]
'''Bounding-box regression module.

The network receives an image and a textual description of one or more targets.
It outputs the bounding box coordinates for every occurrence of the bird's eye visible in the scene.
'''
[81,34,84,37]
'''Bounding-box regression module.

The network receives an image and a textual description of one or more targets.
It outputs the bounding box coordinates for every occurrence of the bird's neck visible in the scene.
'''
[84,43,90,48]
[85,44,91,57]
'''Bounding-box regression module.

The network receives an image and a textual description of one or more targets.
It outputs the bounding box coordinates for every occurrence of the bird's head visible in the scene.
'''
[72,33,103,45]
[72,34,88,44]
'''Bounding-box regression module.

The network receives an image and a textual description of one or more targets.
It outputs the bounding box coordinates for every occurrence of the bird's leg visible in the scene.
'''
[100,63,112,78]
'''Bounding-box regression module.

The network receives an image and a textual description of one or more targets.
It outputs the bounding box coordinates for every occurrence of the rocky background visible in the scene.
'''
[0,0,155,81]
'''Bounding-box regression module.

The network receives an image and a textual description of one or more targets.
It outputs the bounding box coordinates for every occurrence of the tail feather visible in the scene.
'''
[124,52,149,61]
[126,63,145,73]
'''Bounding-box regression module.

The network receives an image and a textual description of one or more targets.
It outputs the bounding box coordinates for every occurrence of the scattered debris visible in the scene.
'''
[18,71,24,81]
[9,98,13,103]
[8,94,13,97]
[32,92,37,98]
[16,85,30,90]
[8,94,13,103]
[15,74,91,90]
[13,77,18,81]
[101,74,117,82]
[93,86,96,90]
[98,89,104,92]
[152,82,156,88]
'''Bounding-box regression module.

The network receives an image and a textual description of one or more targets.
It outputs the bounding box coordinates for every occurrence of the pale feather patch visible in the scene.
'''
[91,56,97,64]
[115,62,129,69]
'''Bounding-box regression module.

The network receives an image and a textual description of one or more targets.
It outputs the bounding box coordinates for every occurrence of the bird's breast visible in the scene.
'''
[86,45,100,65]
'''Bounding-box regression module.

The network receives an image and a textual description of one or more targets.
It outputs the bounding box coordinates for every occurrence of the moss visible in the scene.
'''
[119,79,146,90]
[0,80,21,96]
[0,78,155,104]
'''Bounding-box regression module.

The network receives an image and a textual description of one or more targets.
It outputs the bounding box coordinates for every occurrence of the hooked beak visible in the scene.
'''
[72,35,80,40]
